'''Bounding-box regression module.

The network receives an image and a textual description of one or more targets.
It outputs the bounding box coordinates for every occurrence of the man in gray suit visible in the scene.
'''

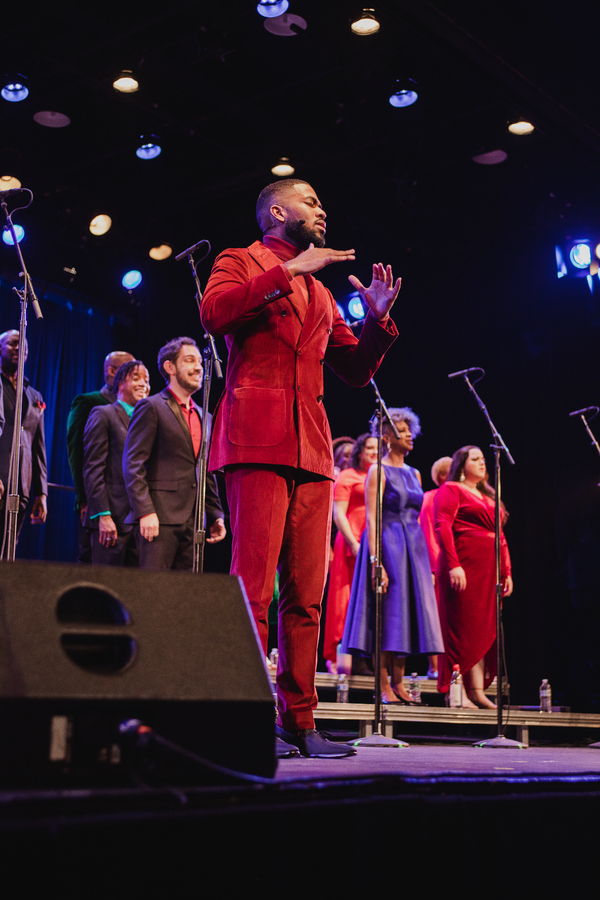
[83,359,150,566]
[123,337,226,570]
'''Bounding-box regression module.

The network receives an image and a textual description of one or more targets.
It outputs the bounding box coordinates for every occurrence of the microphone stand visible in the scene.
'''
[349,378,407,749]
[176,239,223,574]
[0,191,43,562]
[568,407,600,485]
[450,369,525,749]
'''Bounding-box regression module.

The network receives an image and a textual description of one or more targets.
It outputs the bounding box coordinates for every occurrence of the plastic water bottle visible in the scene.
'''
[449,664,463,708]
[409,673,421,704]
[337,673,349,703]
[539,678,552,713]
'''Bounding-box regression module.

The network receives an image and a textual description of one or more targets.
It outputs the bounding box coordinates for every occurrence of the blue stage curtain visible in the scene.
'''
[0,276,121,561]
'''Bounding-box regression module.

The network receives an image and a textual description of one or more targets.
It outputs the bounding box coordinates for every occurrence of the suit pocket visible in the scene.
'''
[228,387,288,446]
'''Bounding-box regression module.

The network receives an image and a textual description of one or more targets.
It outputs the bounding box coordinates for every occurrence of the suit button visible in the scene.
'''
[281,310,287,317]
[320,358,324,365]
[317,395,324,403]
[328,328,332,334]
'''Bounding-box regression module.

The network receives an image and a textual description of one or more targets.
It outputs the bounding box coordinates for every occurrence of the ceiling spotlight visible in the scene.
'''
[113,70,139,93]
[0,175,21,190]
[136,136,161,160]
[351,9,380,35]
[1,75,28,103]
[271,157,295,176]
[472,149,508,165]
[264,13,307,35]
[570,243,591,269]
[257,0,289,16]
[89,214,112,236]
[508,119,534,136]
[347,293,366,320]
[3,225,25,245]
[33,110,71,128]
[389,89,418,108]
[149,244,172,260]
[122,270,143,289]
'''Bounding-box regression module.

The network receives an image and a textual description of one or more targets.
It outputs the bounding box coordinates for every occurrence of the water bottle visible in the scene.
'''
[409,673,421,704]
[539,678,552,713]
[337,673,349,703]
[449,664,463,708]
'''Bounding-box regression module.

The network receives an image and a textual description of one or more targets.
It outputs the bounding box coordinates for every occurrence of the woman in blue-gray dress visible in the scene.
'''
[341,407,444,703]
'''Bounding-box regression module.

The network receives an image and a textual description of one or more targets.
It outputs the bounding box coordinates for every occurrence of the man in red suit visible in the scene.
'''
[201,179,400,757]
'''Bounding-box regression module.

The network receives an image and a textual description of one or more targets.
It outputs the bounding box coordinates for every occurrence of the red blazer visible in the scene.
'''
[201,241,398,479]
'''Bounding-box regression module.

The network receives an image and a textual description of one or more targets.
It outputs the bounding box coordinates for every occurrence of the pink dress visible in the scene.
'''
[434,482,511,693]
[323,467,367,663]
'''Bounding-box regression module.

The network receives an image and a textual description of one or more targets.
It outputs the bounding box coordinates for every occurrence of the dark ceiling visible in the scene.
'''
[2,0,600,313]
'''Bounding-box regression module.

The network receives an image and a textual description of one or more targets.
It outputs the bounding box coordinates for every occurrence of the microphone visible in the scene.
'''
[175,239,210,261]
[569,406,599,417]
[448,367,484,379]
[0,188,25,196]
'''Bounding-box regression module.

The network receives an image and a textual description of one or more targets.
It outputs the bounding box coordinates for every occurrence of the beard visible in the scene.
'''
[175,368,202,395]
[285,218,326,250]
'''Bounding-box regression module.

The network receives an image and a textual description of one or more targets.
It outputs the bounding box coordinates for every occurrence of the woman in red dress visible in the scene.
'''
[323,433,378,674]
[434,446,513,708]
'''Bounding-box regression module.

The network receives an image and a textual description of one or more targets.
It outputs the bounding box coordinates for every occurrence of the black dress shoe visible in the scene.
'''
[276,736,300,758]
[275,726,357,758]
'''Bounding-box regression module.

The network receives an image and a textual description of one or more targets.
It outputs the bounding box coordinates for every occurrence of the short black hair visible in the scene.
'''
[157,337,198,382]
[256,178,310,231]
[113,360,146,396]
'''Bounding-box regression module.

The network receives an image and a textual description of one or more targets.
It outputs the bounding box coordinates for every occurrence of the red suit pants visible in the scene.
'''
[225,465,332,731]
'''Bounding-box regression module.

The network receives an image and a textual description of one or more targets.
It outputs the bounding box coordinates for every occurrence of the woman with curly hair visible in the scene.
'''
[434,445,513,708]
[342,408,444,703]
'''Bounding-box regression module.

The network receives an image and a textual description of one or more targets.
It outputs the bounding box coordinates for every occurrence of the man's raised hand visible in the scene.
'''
[283,243,355,278]
[348,263,401,321]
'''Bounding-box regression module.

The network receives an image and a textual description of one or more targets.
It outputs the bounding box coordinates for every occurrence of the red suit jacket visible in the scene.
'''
[200,240,398,475]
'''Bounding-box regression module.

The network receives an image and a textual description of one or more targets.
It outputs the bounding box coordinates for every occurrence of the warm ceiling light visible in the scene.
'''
[351,9,380,35]
[89,214,112,236]
[508,119,534,136]
[149,244,172,260]
[0,175,21,190]
[595,243,600,260]
[113,70,139,93]
[271,157,295,176]
[1,76,28,102]
[472,149,508,165]
[257,0,289,17]
[33,110,70,128]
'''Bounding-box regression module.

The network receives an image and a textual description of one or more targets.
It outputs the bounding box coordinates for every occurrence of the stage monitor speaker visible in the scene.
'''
[0,561,275,786]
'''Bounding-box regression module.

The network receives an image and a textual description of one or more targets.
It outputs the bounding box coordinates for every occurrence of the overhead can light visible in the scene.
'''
[136,135,161,159]
[113,70,139,93]
[1,75,28,103]
[89,214,112,236]
[122,270,143,289]
[350,9,380,35]
[508,119,534,135]
[0,175,21,190]
[3,225,25,245]
[271,157,295,176]
[257,0,289,17]
[472,149,507,165]
[389,89,418,107]
[149,244,172,260]
[570,243,591,269]
[33,110,71,128]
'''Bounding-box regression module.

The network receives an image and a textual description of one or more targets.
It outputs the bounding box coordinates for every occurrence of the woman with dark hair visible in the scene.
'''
[323,432,378,674]
[434,445,513,708]
[341,408,444,703]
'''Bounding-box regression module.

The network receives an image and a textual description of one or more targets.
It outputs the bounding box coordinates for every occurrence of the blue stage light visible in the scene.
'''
[348,293,366,320]
[122,270,142,289]
[136,138,161,160]
[570,243,591,269]
[555,246,567,279]
[389,89,418,108]
[1,81,28,102]
[257,0,289,17]
[2,225,25,245]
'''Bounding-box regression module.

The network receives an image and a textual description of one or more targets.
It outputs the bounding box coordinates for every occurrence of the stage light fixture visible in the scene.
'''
[89,214,112,236]
[2,225,25,245]
[149,244,172,260]
[136,136,161,160]
[0,175,21,190]
[389,79,418,107]
[472,149,507,165]
[570,242,591,269]
[257,0,289,17]
[122,270,142,289]
[351,9,380,35]
[271,157,295,176]
[33,110,70,128]
[1,76,28,103]
[347,293,366,320]
[113,70,139,93]
[508,119,534,136]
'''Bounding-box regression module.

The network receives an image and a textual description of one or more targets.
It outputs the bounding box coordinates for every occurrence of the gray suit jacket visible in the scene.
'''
[123,388,223,526]
[0,377,47,504]
[83,401,132,533]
